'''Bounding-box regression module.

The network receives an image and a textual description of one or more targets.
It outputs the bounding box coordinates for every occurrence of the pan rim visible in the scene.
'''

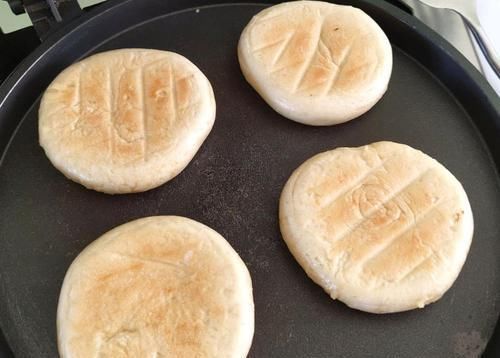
[0,0,499,356]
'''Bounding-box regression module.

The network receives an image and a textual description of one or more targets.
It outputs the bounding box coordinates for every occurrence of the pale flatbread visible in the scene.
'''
[57,216,254,357]
[279,142,473,313]
[39,49,216,194]
[238,1,392,125]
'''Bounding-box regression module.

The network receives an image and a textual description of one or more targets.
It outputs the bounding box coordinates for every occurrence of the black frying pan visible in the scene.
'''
[0,0,499,357]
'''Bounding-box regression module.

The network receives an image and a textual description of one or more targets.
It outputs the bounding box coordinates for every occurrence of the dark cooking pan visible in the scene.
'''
[0,0,499,357]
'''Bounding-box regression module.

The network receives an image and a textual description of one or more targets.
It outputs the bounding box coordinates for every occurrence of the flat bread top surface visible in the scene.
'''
[279,141,473,313]
[39,49,216,193]
[57,216,254,358]
[238,1,392,124]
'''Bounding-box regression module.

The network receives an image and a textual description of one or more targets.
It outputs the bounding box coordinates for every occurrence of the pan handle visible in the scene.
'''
[414,0,500,78]
[458,11,500,78]
[2,0,82,41]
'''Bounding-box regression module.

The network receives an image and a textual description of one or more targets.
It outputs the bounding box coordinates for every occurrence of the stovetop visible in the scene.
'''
[0,0,498,357]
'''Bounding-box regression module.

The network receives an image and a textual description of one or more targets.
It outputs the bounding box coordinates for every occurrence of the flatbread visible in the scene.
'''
[279,141,474,313]
[238,1,392,125]
[57,216,254,357]
[39,49,216,194]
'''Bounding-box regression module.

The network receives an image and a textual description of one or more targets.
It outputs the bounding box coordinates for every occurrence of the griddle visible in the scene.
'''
[0,0,500,357]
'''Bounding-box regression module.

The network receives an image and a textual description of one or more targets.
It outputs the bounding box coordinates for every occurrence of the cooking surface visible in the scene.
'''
[0,3,500,357]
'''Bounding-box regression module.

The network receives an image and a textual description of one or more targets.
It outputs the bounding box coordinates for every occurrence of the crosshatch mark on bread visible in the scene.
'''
[319,168,433,245]
[270,30,296,68]
[316,157,391,210]
[111,252,186,273]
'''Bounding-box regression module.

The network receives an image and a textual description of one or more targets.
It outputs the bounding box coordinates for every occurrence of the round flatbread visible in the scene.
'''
[238,1,392,125]
[279,141,473,313]
[39,49,216,194]
[57,216,254,357]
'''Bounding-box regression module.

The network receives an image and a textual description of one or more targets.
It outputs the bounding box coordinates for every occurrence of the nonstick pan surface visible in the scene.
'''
[0,1,500,357]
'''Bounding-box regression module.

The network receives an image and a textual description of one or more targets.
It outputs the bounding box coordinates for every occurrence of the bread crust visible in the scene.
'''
[279,142,474,313]
[238,1,392,125]
[57,216,254,357]
[39,49,216,194]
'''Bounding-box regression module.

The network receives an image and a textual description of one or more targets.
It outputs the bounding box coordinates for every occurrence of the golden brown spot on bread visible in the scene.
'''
[176,76,195,110]
[362,207,447,283]
[305,65,331,89]
[144,64,176,155]
[69,64,112,157]
[259,21,289,53]
[60,82,78,107]
[114,69,142,141]
[95,262,144,283]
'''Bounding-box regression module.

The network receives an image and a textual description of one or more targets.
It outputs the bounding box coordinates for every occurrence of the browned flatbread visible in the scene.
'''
[39,49,216,194]
[279,142,474,313]
[57,216,254,357]
[238,1,392,125]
